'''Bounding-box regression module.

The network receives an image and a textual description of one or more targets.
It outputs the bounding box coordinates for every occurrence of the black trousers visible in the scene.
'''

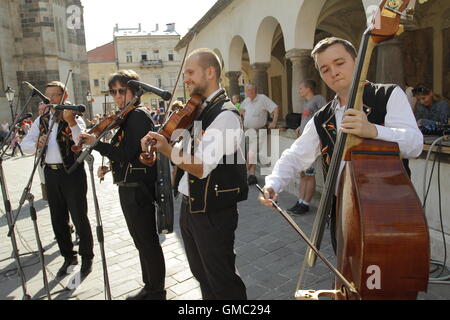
[44,165,94,259]
[180,197,247,300]
[118,185,165,298]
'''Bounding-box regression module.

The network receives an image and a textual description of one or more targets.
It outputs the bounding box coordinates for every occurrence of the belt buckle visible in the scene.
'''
[46,164,62,170]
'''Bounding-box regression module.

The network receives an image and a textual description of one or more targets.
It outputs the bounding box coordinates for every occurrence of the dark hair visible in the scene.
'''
[412,84,431,96]
[300,79,317,93]
[188,48,222,81]
[311,37,357,69]
[108,69,140,93]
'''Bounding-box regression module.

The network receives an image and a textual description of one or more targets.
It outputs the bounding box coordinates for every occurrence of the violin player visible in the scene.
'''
[259,37,423,252]
[80,70,166,300]
[141,48,248,300]
[21,81,94,278]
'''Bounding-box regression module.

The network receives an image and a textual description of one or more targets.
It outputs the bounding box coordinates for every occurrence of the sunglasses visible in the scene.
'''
[109,88,128,96]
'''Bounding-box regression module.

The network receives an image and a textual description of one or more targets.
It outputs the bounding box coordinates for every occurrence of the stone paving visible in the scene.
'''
[0,154,449,300]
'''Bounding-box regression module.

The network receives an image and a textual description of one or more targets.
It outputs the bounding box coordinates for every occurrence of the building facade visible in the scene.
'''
[0,0,91,121]
[113,23,185,109]
[87,41,116,116]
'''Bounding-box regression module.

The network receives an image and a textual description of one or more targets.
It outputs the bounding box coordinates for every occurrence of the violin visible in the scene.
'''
[71,93,141,153]
[139,94,205,166]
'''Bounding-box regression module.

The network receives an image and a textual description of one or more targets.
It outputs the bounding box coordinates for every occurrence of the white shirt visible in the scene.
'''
[178,90,243,196]
[265,86,423,193]
[21,113,85,164]
[242,94,278,129]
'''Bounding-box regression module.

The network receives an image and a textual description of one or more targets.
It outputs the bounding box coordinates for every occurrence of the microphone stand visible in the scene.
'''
[85,154,111,300]
[26,192,51,300]
[6,110,63,300]
[0,157,30,299]
[0,89,49,300]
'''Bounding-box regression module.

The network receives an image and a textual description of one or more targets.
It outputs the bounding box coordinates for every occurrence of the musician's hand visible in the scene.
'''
[258,186,279,210]
[268,122,277,129]
[141,132,170,156]
[340,109,378,138]
[62,110,77,127]
[37,134,47,148]
[79,132,96,146]
[97,166,110,179]
[295,127,302,137]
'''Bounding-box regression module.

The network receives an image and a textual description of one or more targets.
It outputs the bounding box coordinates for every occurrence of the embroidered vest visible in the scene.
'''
[174,94,248,213]
[313,82,410,178]
[39,112,78,170]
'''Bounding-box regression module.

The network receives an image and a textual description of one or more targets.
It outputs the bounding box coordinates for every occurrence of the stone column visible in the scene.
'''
[225,71,242,98]
[376,38,405,88]
[251,63,270,95]
[286,49,314,113]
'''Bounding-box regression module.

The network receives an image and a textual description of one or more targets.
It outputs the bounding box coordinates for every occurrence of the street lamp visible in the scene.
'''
[5,86,15,123]
[86,91,93,120]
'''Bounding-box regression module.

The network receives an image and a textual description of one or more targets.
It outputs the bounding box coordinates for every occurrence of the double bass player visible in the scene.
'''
[259,37,423,252]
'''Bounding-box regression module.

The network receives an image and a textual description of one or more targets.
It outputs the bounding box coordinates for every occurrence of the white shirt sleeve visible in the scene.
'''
[265,118,322,193]
[70,116,86,145]
[20,116,41,155]
[262,95,278,113]
[374,86,423,158]
[196,109,242,179]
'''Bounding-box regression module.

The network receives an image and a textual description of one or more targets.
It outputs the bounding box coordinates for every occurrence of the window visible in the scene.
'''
[100,78,106,91]
[155,75,162,88]
[94,79,99,87]
[169,72,177,86]
[153,49,160,60]
[168,50,174,61]
[141,51,147,61]
[126,51,133,63]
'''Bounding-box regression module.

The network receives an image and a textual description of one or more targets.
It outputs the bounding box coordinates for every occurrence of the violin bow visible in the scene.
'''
[255,185,360,298]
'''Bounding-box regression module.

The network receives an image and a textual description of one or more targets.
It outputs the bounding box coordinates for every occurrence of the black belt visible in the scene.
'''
[117,182,141,188]
[45,164,65,170]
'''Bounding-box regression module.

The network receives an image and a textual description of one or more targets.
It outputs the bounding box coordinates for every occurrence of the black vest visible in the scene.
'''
[313,82,410,178]
[39,113,78,170]
[175,97,248,213]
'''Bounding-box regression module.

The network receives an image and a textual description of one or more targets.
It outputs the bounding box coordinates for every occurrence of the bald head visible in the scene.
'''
[187,48,222,83]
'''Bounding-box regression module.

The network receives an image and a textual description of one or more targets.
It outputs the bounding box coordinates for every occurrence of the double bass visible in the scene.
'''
[268,0,429,300]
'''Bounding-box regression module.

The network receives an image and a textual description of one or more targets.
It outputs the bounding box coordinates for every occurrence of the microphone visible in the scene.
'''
[16,113,33,124]
[127,80,172,101]
[52,104,86,113]
[22,81,50,104]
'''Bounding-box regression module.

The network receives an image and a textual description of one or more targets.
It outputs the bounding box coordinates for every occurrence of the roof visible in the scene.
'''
[87,41,116,63]
[175,0,234,51]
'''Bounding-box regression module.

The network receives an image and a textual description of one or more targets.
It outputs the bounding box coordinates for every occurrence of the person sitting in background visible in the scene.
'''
[413,84,450,127]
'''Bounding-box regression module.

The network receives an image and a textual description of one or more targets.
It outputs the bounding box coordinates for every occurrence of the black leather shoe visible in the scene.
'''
[288,202,309,215]
[56,256,78,278]
[126,288,166,300]
[126,288,149,300]
[80,258,93,277]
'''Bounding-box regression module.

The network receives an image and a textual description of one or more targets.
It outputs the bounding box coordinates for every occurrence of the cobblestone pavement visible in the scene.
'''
[0,155,449,300]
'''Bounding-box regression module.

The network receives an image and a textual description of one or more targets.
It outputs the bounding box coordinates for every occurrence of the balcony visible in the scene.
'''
[140,59,164,68]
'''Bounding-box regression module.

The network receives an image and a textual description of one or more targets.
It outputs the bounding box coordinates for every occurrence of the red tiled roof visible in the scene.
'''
[87,41,116,62]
